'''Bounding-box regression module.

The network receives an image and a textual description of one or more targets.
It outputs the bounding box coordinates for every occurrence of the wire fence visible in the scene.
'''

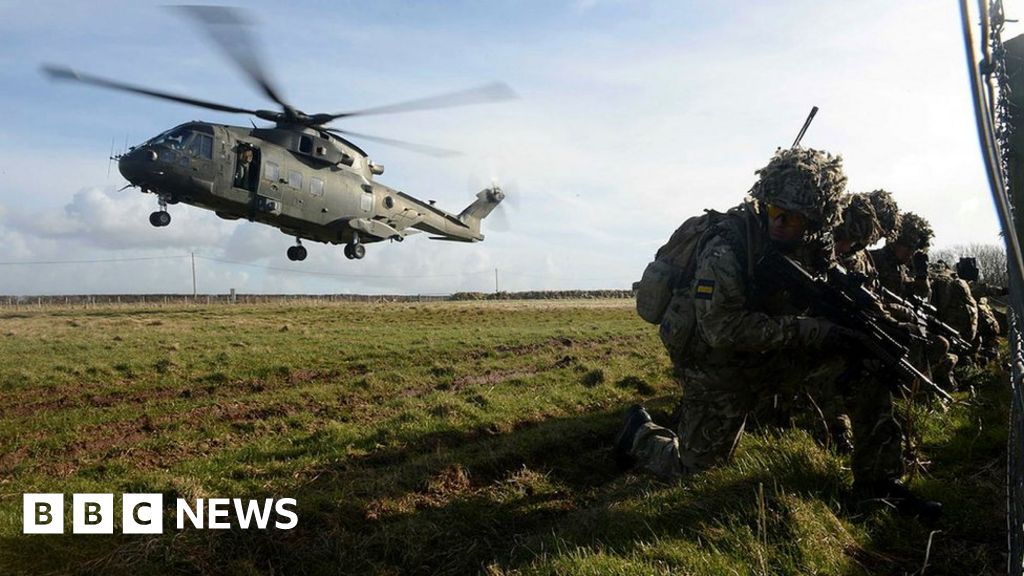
[0,294,445,309]
[964,1,1024,573]
[0,290,637,311]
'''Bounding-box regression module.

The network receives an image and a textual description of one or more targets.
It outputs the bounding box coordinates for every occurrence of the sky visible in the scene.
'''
[0,0,1014,295]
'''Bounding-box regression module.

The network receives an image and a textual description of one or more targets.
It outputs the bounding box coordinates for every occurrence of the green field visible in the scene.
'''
[0,300,1008,575]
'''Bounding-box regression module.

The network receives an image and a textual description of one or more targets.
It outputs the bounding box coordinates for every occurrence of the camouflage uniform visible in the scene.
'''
[929,262,978,343]
[959,259,1004,364]
[928,262,977,388]
[630,149,904,484]
[974,297,1002,363]
[816,193,886,451]
[869,212,934,301]
[868,212,945,385]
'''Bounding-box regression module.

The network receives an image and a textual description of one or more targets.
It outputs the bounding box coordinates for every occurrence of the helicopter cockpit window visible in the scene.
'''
[150,127,194,151]
[299,136,313,155]
[149,128,213,159]
[189,133,214,159]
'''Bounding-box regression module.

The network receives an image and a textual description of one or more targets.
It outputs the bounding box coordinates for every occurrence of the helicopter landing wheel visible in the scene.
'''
[149,211,171,227]
[287,245,307,261]
[352,243,365,260]
[343,244,354,260]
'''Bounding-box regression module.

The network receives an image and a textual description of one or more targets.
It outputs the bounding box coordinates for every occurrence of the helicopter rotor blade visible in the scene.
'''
[325,128,463,158]
[490,177,517,231]
[170,5,296,117]
[42,65,263,116]
[489,197,512,231]
[315,82,518,124]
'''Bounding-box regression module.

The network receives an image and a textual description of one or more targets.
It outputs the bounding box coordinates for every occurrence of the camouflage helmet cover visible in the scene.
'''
[751,147,847,231]
[837,193,883,247]
[896,212,934,251]
[866,189,901,242]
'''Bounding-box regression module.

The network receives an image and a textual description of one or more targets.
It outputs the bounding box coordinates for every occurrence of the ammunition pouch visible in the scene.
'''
[636,260,684,324]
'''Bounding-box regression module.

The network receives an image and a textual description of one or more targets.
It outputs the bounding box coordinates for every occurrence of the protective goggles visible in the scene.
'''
[766,204,809,229]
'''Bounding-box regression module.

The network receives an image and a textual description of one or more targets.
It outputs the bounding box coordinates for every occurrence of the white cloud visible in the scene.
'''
[7,186,231,250]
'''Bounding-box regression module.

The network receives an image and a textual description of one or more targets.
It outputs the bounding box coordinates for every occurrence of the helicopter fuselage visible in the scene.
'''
[118,121,503,260]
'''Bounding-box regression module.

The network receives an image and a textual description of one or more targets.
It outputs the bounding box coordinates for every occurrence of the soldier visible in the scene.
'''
[835,192,884,276]
[866,189,902,247]
[870,211,934,300]
[928,261,978,389]
[809,192,885,453]
[868,210,946,386]
[234,147,254,188]
[617,148,940,518]
[956,257,1003,365]
[974,297,1003,364]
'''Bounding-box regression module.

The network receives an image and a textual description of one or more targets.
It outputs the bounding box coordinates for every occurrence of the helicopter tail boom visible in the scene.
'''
[458,186,505,232]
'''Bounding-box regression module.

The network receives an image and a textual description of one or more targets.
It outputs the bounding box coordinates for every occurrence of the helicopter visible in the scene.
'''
[43,6,512,262]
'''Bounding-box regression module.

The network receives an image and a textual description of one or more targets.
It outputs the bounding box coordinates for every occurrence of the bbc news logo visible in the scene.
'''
[24,494,298,534]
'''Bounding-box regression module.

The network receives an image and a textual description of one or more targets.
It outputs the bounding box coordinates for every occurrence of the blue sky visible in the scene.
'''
[0,1,1010,295]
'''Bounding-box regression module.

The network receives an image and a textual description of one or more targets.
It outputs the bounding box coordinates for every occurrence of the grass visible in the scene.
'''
[0,299,1009,575]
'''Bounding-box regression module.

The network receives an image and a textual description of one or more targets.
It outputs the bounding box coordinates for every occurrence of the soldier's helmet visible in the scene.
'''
[752,147,847,232]
[866,189,902,242]
[895,212,934,251]
[837,193,883,247]
[928,260,954,277]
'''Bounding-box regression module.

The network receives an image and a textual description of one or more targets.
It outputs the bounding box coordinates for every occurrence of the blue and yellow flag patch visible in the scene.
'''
[695,279,715,300]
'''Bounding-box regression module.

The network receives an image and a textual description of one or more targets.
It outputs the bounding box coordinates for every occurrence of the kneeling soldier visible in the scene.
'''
[619,148,940,519]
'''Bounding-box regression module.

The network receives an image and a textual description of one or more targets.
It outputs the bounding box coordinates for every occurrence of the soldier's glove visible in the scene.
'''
[797,318,863,350]
[912,251,929,279]
[897,320,928,341]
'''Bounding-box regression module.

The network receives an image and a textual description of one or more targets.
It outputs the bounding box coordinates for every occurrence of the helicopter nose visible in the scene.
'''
[118,147,157,185]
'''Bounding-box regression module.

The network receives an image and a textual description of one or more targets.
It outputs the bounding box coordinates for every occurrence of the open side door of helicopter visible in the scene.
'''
[233,144,259,192]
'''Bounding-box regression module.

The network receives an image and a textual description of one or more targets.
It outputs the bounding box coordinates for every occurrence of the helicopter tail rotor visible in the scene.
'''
[488,178,519,232]
[469,161,518,231]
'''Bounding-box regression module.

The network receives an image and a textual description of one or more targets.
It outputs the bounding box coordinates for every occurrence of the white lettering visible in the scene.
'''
[176,498,204,529]
[207,498,231,529]
[233,498,274,529]
[274,498,298,529]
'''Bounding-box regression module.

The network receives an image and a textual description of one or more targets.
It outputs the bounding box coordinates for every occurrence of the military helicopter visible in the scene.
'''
[43,6,511,261]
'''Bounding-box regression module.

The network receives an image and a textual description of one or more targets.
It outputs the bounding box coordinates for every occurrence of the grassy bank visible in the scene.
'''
[0,300,1008,574]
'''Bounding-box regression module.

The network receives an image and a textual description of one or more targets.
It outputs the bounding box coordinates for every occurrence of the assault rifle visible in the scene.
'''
[765,250,954,403]
[880,288,973,355]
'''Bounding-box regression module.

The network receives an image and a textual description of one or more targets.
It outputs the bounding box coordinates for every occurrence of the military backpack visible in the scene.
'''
[635,210,728,324]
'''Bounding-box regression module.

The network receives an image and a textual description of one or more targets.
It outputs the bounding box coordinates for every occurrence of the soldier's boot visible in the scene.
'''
[933,354,959,392]
[857,479,943,522]
[614,405,652,471]
[828,416,854,455]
